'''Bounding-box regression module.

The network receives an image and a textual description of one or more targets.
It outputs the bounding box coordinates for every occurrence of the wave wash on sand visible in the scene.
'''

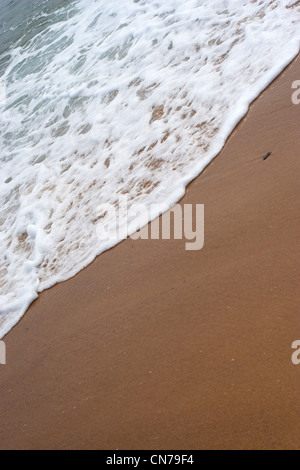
[0,0,300,337]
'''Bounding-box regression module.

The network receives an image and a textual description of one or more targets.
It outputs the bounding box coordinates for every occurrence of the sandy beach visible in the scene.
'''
[0,54,299,450]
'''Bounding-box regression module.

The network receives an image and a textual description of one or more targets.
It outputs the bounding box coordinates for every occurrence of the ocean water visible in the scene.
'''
[0,0,299,338]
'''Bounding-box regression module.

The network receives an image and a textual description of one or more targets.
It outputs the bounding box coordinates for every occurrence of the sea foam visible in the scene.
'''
[0,0,300,337]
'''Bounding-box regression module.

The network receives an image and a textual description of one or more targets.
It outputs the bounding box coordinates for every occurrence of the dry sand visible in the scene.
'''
[0,55,299,450]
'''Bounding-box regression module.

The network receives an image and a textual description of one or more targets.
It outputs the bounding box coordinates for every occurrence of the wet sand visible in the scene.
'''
[0,55,299,450]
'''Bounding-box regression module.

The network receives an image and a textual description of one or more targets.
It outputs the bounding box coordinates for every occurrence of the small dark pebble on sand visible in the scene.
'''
[263,152,272,160]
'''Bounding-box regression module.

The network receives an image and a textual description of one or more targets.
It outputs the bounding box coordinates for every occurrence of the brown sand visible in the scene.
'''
[0,55,299,451]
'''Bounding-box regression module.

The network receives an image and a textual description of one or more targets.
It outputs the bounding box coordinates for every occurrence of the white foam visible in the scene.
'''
[0,0,300,337]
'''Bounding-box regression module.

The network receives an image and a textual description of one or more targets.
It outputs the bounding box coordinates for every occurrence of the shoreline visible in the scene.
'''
[0,54,299,450]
